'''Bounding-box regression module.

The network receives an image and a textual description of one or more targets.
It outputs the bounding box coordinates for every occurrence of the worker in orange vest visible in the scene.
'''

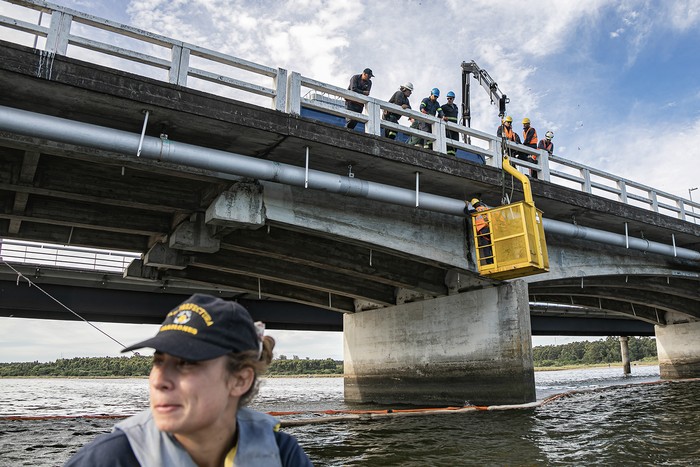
[467,198,494,266]
[522,117,539,178]
[497,116,520,143]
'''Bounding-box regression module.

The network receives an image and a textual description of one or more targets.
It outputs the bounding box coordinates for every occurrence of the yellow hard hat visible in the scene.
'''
[470,198,480,206]
[504,116,513,123]
[522,117,530,124]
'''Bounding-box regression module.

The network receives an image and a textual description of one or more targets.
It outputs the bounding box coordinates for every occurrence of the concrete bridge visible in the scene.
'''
[0,0,699,405]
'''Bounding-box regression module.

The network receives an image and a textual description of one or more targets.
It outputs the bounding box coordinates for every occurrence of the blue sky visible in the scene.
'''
[1,0,699,362]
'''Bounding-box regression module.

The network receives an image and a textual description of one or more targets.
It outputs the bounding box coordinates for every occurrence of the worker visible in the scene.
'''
[383,82,413,139]
[522,117,539,178]
[538,130,554,155]
[466,198,494,266]
[408,88,444,149]
[522,118,538,150]
[497,116,520,143]
[345,68,374,130]
[442,90,460,156]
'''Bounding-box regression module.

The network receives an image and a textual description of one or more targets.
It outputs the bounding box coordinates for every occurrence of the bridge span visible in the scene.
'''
[0,0,699,405]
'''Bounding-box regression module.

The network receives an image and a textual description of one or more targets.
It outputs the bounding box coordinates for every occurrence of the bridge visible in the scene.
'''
[1,0,699,405]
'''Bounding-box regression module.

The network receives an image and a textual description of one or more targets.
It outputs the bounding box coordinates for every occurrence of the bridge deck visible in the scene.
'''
[1,39,699,328]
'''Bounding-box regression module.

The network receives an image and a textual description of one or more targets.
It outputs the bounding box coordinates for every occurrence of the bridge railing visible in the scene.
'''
[0,0,287,111]
[1,0,698,224]
[0,238,139,272]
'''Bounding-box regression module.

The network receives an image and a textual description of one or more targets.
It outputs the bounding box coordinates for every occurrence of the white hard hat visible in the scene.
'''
[545,131,554,139]
[401,82,414,91]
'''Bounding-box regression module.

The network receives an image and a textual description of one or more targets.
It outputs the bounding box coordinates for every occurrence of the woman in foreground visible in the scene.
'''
[65,293,313,467]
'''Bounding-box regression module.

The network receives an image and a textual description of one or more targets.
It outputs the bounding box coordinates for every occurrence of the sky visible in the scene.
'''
[2,0,699,362]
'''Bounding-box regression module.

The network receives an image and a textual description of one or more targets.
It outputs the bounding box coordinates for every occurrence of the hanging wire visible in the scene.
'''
[2,260,130,349]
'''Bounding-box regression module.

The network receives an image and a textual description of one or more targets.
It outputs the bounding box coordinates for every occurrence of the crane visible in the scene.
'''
[460,60,509,128]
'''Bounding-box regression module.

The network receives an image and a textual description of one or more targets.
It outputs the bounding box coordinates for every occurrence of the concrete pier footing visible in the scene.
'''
[343,280,535,406]
[655,321,700,379]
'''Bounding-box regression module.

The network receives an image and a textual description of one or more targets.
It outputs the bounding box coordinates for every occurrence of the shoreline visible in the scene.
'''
[534,360,658,372]
[1,360,660,379]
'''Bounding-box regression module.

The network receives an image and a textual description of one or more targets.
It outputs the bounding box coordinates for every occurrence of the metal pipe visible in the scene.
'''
[541,218,700,261]
[1,105,698,262]
[0,105,460,214]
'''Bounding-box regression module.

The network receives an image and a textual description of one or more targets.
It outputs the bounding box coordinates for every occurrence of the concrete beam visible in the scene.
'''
[220,227,454,296]
[530,286,697,320]
[169,214,220,253]
[343,280,535,406]
[143,243,188,270]
[531,294,664,324]
[261,181,471,270]
[165,265,357,312]
[190,250,397,305]
[205,182,265,228]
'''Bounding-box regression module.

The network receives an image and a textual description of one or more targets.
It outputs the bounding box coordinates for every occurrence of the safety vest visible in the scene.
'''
[502,126,517,142]
[523,127,538,146]
[474,205,489,233]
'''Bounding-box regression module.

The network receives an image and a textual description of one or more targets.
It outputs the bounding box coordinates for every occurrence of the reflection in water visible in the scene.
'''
[1,367,699,466]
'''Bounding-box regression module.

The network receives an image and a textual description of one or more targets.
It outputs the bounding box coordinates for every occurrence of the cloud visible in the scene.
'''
[666,0,700,31]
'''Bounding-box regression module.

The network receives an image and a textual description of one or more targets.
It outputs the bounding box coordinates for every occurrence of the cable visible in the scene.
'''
[1,259,130,350]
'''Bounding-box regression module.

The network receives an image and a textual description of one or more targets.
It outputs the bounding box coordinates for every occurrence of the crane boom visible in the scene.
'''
[460,60,509,127]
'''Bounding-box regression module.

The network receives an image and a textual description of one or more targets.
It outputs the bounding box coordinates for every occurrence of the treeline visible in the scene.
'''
[0,355,343,377]
[533,336,657,367]
[0,338,658,376]
[0,356,152,377]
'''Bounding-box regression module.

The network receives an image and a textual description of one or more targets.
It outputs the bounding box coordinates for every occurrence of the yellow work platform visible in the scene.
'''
[471,200,549,279]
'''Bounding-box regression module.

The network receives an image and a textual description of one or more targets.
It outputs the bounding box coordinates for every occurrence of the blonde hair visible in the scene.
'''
[225,335,275,406]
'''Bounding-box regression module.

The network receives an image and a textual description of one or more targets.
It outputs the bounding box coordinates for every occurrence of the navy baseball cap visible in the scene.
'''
[122,294,259,361]
[363,68,375,77]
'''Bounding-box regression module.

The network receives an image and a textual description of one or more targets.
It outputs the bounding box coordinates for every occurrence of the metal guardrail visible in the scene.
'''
[1,0,698,225]
[0,238,139,272]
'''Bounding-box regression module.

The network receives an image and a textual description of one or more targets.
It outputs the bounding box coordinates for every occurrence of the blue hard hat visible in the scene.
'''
[446,91,456,98]
[431,87,440,97]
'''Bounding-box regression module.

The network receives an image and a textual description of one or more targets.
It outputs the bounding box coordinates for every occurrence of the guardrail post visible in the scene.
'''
[169,44,189,86]
[581,168,592,194]
[364,100,382,136]
[650,190,659,213]
[45,11,71,55]
[286,72,301,115]
[617,180,628,204]
[433,120,447,154]
[488,137,501,168]
[274,68,288,112]
[539,149,550,181]
[679,200,688,221]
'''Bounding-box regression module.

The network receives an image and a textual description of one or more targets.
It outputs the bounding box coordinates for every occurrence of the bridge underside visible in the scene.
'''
[0,277,656,335]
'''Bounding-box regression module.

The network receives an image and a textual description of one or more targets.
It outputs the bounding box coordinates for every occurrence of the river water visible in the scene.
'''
[1,366,699,466]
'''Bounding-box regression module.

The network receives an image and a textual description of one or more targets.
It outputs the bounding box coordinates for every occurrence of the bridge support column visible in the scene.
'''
[655,321,700,379]
[619,336,631,375]
[343,280,535,406]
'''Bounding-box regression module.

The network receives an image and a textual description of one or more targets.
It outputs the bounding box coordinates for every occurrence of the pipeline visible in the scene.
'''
[0,105,698,262]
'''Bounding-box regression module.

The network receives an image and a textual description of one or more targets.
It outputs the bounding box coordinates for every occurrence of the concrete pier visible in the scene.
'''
[619,336,631,375]
[655,321,700,379]
[343,280,535,406]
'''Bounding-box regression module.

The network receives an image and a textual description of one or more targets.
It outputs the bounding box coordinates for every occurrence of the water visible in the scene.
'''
[2,366,699,466]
